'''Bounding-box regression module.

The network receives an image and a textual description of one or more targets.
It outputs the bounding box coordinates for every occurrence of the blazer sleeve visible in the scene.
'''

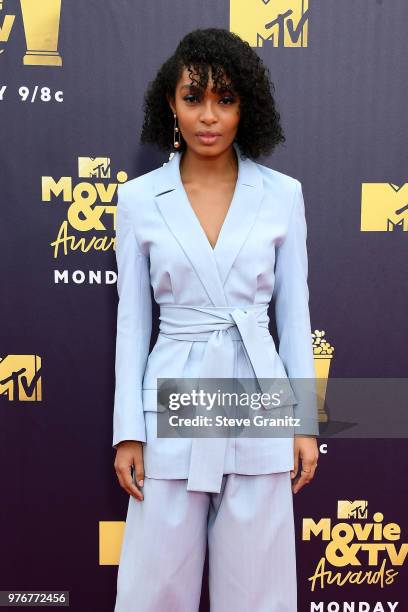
[272,179,319,436]
[112,183,152,448]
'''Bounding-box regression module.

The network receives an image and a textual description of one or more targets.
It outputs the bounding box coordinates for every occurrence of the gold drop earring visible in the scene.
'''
[173,113,181,149]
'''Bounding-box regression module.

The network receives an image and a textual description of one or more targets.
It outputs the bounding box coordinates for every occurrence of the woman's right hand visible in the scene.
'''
[114,441,145,502]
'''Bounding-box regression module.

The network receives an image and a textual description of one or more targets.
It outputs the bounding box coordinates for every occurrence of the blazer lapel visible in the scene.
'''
[214,142,264,286]
[152,141,264,305]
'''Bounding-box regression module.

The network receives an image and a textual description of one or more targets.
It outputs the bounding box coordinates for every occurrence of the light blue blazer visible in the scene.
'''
[112,141,318,493]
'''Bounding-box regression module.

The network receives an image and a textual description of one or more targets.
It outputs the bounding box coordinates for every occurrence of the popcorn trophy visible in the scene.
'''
[312,329,334,423]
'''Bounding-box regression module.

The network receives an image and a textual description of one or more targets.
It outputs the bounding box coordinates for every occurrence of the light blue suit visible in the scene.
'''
[113,140,318,491]
[113,141,317,611]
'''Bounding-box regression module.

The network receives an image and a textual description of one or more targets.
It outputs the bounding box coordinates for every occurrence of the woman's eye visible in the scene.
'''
[183,95,199,103]
[220,97,235,104]
[183,95,236,104]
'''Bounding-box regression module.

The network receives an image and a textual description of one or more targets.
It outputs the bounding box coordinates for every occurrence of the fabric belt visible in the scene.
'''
[158,303,295,493]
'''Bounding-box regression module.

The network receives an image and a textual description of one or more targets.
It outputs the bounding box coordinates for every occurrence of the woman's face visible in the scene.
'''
[168,65,241,155]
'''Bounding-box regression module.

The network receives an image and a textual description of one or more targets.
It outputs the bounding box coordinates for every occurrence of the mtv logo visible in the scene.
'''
[78,157,111,179]
[361,182,408,231]
[230,0,309,48]
[0,355,42,401]
[337,500,368,520]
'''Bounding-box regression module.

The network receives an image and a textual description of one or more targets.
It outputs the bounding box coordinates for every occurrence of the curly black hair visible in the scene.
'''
[140,28,286,159]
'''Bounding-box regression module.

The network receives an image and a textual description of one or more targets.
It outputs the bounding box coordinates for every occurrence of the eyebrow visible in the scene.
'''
[179,84,236,93]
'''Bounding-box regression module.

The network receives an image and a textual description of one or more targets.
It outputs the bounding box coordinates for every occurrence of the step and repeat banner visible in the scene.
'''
[1,1,407,610]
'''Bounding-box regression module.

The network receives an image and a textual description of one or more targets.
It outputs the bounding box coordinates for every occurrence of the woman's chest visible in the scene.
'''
[133,198,290,304]
[182,182,237,250]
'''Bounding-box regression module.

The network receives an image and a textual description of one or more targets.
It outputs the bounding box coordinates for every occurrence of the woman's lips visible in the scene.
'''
[196,134,221,144]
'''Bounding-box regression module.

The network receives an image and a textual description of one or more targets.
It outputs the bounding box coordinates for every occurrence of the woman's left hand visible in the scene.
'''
[291,436,319,494]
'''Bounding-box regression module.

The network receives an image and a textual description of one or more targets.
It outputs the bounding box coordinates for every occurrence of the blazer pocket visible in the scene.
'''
[142,388,167,413]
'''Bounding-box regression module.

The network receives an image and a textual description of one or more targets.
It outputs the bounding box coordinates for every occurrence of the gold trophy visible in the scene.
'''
[20,0,62,66]
[312,330,334,422]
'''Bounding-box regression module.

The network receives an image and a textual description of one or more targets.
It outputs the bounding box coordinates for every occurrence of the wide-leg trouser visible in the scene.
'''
[114,471,297,612]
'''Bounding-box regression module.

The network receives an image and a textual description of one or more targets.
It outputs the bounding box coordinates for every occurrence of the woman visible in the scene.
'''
[113,27,319,612]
